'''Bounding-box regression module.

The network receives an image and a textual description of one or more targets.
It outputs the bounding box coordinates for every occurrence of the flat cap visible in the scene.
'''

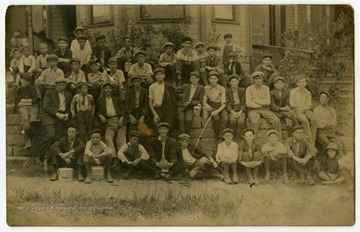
[90,129,101,136]
[76,34,87,40]
[189,71,200,78]
[251,71,265,79]
[222,128,234,135]
[135,51,146,57]
[178,133,191,141]
[326,142,338,150]
[129,75,141,82]
[55,77,67,84]
[181,36,192,43]
[266,129,279,137]
[108,57,118,64]
[129,131,141,138]
[229,51,239,57]
[207,45,217,51]
[194,42,205,48]
[262,53,273,60]
[19,73,32,81]
[157,122,170,129]
[102,82,113,89]
[318,91,331,99]
[242,128,255,136]
[162,42,174,48]
[292,125,304,132]
[73,26,85,35]
[47,54,59,61]
[273,76,286,84]
[77,82,89,89]
[208,70,219,77]
[223,33,232,39]
[228,74,240,82]
[70,58,81,65]
[95,34,106,41]
[67,123,77,130]
[122,35,131,41]
[153,68,165,75]
[58,37,69,43]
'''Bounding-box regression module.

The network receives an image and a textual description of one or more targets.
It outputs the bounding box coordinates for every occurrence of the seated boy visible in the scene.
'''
[92,34,113,71]
[53,37,73,75]
[194,42,208,62]
[35,43,49,77]
[72,34,91,73]
[318,142,344,185]
[10,48,22,78]
[105,57,125,99]
[239,128,262,185]
[87,59,107,101]
[83,129,113,184]
[261,129,288,184]
[66,58,87,96]
[19,46,36,77]
[285,125,318,185]
[254,53,279,87]
[223,52,252,89]
[70,26,92,55]
[159,42,177,86]
[49,124,85,182]
[202,71,228,142]
[200,45,226,87]
[128,51,153,88]
[178,71,204,134]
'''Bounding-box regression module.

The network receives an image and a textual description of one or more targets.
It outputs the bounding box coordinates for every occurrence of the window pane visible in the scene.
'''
[141,5,185,20]
[92,6,111,24]
[214,5,235,21]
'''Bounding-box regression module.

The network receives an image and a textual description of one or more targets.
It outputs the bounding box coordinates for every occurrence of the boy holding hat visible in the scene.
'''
[15,73,40,149]
[159,42,177,86]
[222,33,244,65]
[246,71,282,140]
[254,53,279,87]
[70,26,92,54]
[83,129,113,183]
[66,58,87,96]
[54,37,72,75]
[128,51,153,88]
[202,71,228,142]
[226,74,246,142]
[261,129,288,183]
[178,71,204,134]
[72,34,91,73]
[200,45,225,87]
[35,43,49,77]
[48,124,85,182]
[317,142,344,185]
[270,75,298,137]
[92,34,113,70]
[70,82,95,142]
[285,125,317,185]
[176,36,200,85]
[223,51,251,89]
[239,128,262,184]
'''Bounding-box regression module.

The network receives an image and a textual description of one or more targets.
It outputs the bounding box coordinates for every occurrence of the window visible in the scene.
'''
[91,5,113,25]
[140,5,186,21]
[212,5,239,24]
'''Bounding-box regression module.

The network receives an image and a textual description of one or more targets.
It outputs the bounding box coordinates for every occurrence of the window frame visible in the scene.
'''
[137,5,190,23]
[212,5,240,24]
[90,5,114,26]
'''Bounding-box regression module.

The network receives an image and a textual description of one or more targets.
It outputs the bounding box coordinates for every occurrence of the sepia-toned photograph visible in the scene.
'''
[4,4,355,226]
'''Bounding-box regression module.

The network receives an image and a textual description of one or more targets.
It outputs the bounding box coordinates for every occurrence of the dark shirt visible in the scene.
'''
[53,48,73,75]
[15,85,38,107]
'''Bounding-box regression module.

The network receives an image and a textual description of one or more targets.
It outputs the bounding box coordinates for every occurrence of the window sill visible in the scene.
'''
[211,19,239,25]
[87,22,114,27]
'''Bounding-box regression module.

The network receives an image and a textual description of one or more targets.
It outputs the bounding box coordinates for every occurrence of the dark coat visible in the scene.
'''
[224,61,252,88]
[50,136,85,156]
[124,86,149,120]
[175,144,208,162]
[226,87,246,113]
[91,46,113,68]
[96,95,124,119]
[285,137,317,159]
[178,84,204,112]
[270,88,291,116]
[149,136,180,164]
[42,89,72,126]
[201,56,222,68]
[15,85,38,107]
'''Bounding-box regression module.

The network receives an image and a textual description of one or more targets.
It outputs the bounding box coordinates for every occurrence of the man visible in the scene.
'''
[91,34,113,71]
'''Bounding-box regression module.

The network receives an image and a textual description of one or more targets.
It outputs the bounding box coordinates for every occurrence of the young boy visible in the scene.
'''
[200,46,226,87]
[53,37,72,76]
[285,125,318,185]
[270,76,298,137]
[48,124,85,182]
[83,129,113,184]
[159,42,177,86]
[15,73,40,149]
[104,57,125,99]
[216,128,239,184]
[19,46,36,76]
[92,34,113,71]
[66,58,87,96]
[202,71,228,142]
[72,34,91,73]
[194,42,208,64]
[10,48,22,81]
[254,53,279,87]
[245,71,282,139]
[71,82,95,143]
[115,35,140,79]
[318,142,344,185]
[128,51,153,88]
[178,71,204,134]
[35,43,49,77]
[239,128,262,185]
[289,75,317,144]
[223,52,252,89]
[176,36,200,85]
[87,59,107,101]
[70,26,92,54]
[261,129,288,183]
[222,33,244,65]
[149,68,178,136]
[226,74,246,142]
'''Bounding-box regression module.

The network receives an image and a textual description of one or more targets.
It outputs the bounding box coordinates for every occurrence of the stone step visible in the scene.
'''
[7,114,22,125]
[189,128,215,139]
[6,125,22,134]
[13,146,32,156]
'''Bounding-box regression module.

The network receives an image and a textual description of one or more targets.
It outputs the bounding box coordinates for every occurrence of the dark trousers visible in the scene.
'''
[206,102,228,139]
[141,160,188,176]
[163,65,177,85]
[175,60,200,84]
[40,121,67,161]
[178,108,193,134]
[77,110,94,143]
[120,160,158,174]
[289,157,315,177]
[83,154,112,175]
[51,152,84,170]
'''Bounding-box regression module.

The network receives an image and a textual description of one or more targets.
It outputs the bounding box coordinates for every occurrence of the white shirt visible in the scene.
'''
[149,82,165,107]
[105,97,117,117]
[182,147,197,164]
[58,92,66,111]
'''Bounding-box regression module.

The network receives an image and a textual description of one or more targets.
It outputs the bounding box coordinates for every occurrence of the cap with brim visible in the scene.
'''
[47,54,59,62]
[291,125,304,132]
[129,75,141,82]
[77,82,89,89]
[179,133,191,141]
[318,91,331,100]
[194,42,205,48]
[228,74,240,82]
[157,122,170,129]
[162,42,174,48]
[222,128,234,135]
[102,82,113,89]
[95,34,106,41]
[207,46,217,51]
[67,123,77,130]
[55,77,67,84]
[58,37,69,43]
[273,76,286,84]
[88,59,98,65]
[135,51,146,58]
[108,57,118,64]
[20,73,32,81]
[76,34,87,40]
[90,129,101,136]
[74,26,85,36]
[251,71,264,79]
[208,71,219,77]
[242,128,255,136]
[223,33,232,39]
[189,71,200,78]
[154,68,165,75]
[181,36,192,43]
[266,129,279,137]
[129,131,141,138]
[326,142,338,150]
[22,46,30,52]
[123,35,131,41]
[262,53,273,60]
[70,58,81,65]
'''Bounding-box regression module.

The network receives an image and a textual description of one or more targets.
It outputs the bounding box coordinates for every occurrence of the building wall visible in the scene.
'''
[5,6,27,50]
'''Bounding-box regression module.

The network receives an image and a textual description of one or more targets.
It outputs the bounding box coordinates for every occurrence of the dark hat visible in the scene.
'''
[73,26,85,35]
[70,58,81,65]
[292,125,304,132]
[122,35,131,41]
[90,129,101,136]
[162,42,174,48]
[129,75,141,82]
[178,133,191,141]
[108,57,118,64]
[95,34,106,41]
[208,71,219,77]
[194,42,205,48]
[47,54,59,62]
[207,45,217,51]
[102,82,113,89]
[77,82,89,89]
[58,37,69,43]
[273,76,286,84]
[181,36,192,43]
[19,73,31,81]
[189,71,200,78]
[76,34,87,40]
[67,123,77,130]
[318,91,331,99]
[135,51,146,58]
[262,53,273,60]
[223,33,232,39]
[129,131,141,138]
[266,129,279,137]
[326,142,338,150]
[251,71,265,79]
[157,122,170,129]
[153,68,165,75]
[222,128,234,135]
[228,74,240,82]
[55,77,67,84]
[242,128,255,136]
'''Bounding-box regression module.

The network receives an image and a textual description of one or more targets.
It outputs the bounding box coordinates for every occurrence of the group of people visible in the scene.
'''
[10,28,352,189]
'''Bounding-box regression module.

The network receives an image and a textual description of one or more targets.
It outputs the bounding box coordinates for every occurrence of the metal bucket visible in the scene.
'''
[58,168,74,182]
[91,166,105,181]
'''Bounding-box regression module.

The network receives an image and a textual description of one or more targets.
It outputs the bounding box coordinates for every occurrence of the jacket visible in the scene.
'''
[42,89,72,126]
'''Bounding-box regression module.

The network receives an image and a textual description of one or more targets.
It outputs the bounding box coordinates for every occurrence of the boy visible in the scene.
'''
[83,129,113,184]
[48,124,85,182]
[159,42,177,86]
[318,142,344,185]
[128,51,153,88]
[285,125,317,185]
[92,34,113,70]
[216,128,239,184]
[226,74,246,142]
[53,37,72,75]
[87,59,107,101]
[149,68,178,135]
[313,91,344,156]
[72,34,91,73]
[178,71,204,134]
[19,46,36,76]
[176,36,200,85]
[261,129,288,184]
[200,45,226,87]
[35,43,48,77]
[70,26,92,54]
[202,71,228,142]
[270,76,298,137]
[254,53,279,87]
[104,57,125,99]
[223,52,251,88]
[222,33,244,65]
[115,35,140,78]
[71,82,95,142]
[194,42,208,63]
[246,71,282,139]
[289,75,317,144]
[66,58,87,96]
[35,54,64,100]
[239,128,262,184]
[15,73,40,149]
[10,48,22,80]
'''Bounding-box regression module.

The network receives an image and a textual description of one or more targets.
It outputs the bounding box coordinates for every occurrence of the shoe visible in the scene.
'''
[232,175,239,184]
[43,159,49,171]
[24,140,32,150]
[155,174,161,179]
[254,179,259,185]
[248,178,255,185]
[224,176,232,184]
[306,174,315,185]
[50,173,58,181]
[283,174,289,184]
[111,159,120,169]
[78,171,84,182]
[85,174,92,184]
[299,173,306,184]
[106,173,114,183]
[213,173,224,180]
[164,174,171,181]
